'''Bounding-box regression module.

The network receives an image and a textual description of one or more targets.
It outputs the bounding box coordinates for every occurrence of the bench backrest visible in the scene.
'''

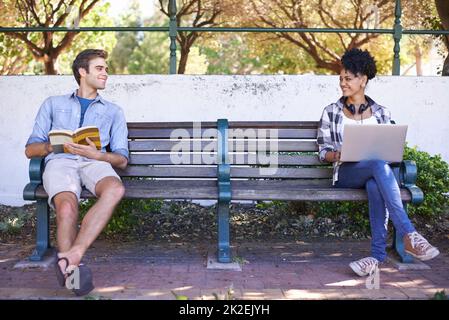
[117,121,333,186]
[116,121,221,178]
[226,121,332,186]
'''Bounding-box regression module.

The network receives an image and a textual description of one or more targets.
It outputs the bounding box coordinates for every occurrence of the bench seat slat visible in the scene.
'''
[34,180,218,200]
[230,180,412,201]
[230,167,333,179]
[33,180,411,201]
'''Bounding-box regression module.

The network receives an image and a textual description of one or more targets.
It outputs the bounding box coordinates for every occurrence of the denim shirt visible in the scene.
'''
[26,90,129,164]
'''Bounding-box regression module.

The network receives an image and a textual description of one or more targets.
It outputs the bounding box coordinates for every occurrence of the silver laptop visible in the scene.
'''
[339,124,408,163]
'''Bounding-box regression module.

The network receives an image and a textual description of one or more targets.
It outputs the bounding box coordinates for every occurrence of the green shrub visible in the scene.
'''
[0,211,28,234]
[79,198,163,236]
[403,146,449,217]
[312,201,370,231]
[289,146,449,231]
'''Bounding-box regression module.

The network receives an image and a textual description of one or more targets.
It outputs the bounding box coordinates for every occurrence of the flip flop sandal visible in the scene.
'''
[54,251,69,287]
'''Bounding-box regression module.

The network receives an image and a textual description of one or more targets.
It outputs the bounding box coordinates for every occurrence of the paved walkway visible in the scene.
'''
[0,239,448,300]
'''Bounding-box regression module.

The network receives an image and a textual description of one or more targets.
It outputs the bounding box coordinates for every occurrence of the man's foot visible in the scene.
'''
[404,231,440,261]
[55,249,83,287]
[349,257,379,277]
[58,248,83,270]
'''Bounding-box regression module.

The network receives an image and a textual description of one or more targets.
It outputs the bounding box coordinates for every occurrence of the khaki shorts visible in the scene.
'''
[42,158,121,208]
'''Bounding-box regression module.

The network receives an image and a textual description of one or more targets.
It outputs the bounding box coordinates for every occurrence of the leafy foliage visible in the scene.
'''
[432,290,448,300]
[80,198,163,236]
[403,146,449,217]
[286,146,449,234]
[0,209,28,234]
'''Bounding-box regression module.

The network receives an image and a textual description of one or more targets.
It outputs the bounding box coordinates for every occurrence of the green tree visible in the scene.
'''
[158,0,238,74]
[2,0,106,74]
[0,1,34,74]
[55,4,116,75]
[247,0,397,74]
[108,0,141,74]
[128,28,170,74]
[0,33,34,74]
[201,34,264,74]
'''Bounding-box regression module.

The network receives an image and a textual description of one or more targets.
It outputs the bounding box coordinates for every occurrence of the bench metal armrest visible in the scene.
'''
[399,160,424,204]
[23,157,45,201]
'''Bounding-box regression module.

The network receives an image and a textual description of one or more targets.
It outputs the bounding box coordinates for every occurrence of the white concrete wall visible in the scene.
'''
[1,75,448,206]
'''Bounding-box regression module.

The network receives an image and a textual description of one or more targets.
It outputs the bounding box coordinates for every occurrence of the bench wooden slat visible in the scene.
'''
[128,140,318,152]
[230,180,412,201]
[128,140,217,152]
[129,154,324,166]
[230,167,333,179]
[129,154,215,165]
[229,140,318,152]
[35,180,218,200]
[228,121,319,129]
[128,128,317,139]
[128,128,218,139]
[122,180,217,199]
[239,154,323,165]
[117,166,217,178]
[127,121,319,129]
[229,129,317,139]
[127,122,218,129]
[116,166,332,179]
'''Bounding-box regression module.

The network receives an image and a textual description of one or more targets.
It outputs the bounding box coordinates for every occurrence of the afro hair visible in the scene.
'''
[341,48,377,80]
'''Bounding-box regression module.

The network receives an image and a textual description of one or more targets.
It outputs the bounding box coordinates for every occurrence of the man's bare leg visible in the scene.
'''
[53,192,79,274]
[58,176,125,267]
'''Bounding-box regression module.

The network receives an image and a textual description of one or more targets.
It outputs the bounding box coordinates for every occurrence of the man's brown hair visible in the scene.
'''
[72,49,108,85]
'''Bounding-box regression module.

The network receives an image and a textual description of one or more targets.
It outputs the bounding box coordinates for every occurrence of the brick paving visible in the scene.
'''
[0,239,448,300]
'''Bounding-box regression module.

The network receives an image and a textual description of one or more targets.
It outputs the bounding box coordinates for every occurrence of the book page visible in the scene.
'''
[73,126,101,149]
[49,130,74,153]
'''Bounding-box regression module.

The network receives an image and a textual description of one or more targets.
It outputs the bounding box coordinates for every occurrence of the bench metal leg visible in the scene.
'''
[217,119,231,263]
[217,201,231,263]
[391,202,414,263]
[29,199,51,261]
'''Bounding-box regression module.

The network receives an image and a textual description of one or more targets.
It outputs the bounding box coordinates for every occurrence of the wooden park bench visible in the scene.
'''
[23,120,423,264]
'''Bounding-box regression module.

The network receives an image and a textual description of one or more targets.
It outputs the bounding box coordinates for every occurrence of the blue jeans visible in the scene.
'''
[335,160,415,262]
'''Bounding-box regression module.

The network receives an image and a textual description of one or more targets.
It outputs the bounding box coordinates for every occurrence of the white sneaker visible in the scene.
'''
[349,257,379,277]
[404,231,440,261]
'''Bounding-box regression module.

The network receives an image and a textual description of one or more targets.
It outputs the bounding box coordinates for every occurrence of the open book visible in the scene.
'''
[49,126,101,154]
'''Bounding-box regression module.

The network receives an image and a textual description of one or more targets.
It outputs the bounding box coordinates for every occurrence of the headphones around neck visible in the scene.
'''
[343,96,371,115]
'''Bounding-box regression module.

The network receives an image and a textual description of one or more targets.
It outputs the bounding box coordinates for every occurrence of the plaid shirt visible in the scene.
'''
[317,96,392,184]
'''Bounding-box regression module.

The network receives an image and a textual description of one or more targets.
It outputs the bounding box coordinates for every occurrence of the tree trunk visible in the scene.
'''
[443,55,449,76]
[415,45,423,76]
[43,54,57,75]
[435,0,449,76]
[177,47,190,74]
